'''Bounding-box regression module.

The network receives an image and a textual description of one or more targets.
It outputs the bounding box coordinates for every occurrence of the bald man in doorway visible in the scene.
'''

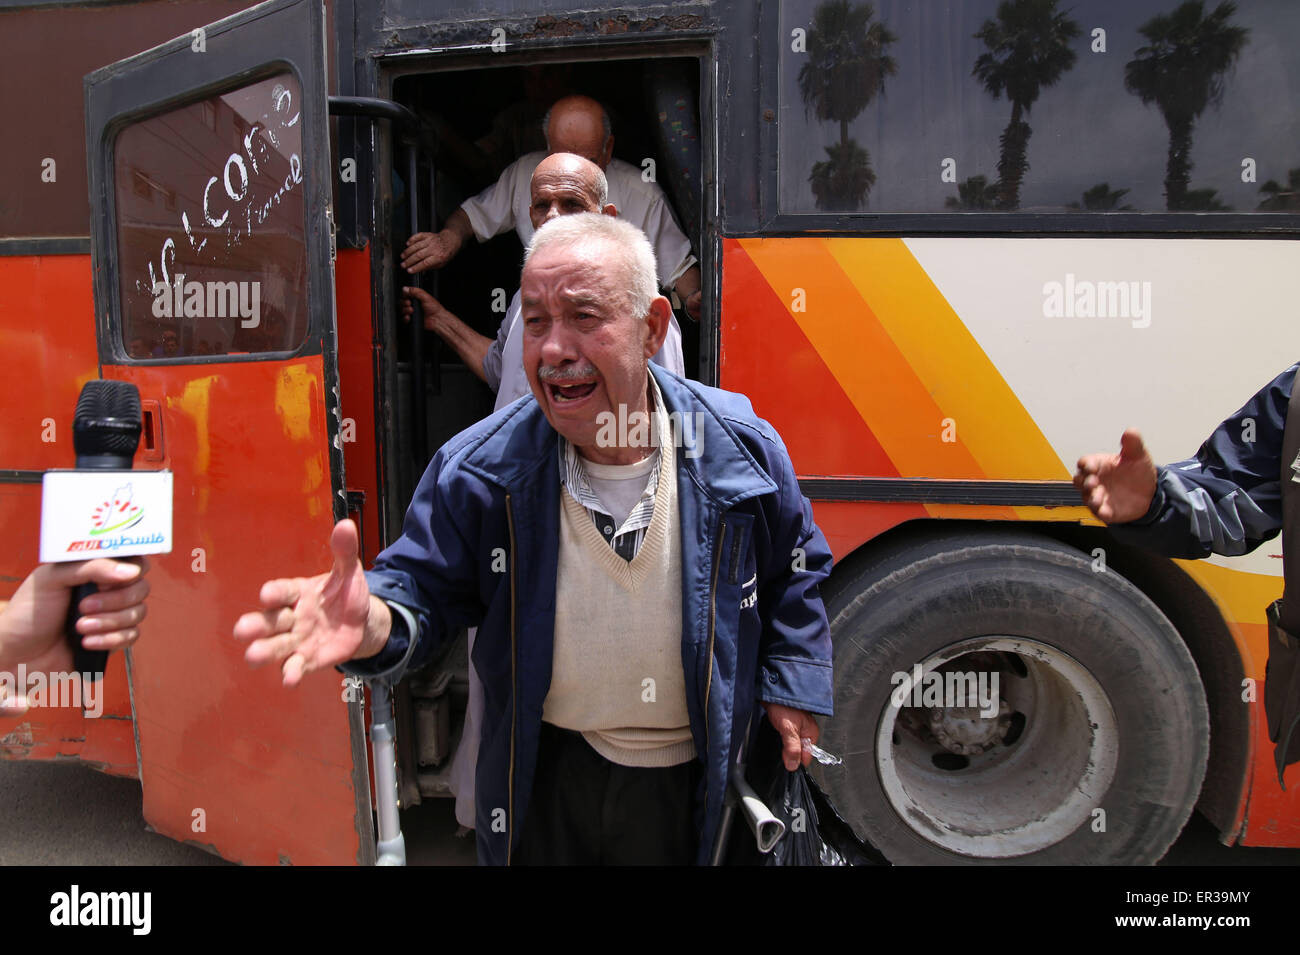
[402,93,702,322]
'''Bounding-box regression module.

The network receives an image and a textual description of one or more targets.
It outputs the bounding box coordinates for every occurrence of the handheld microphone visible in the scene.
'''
[72,380,142,470]
[39,380,173,678]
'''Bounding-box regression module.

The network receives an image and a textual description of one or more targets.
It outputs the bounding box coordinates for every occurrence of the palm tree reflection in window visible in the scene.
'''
[945,174,1000,211]
[973,0,1080,211]
[1124,1,1248,212]
[1258,169,1300,212]
[797,0,897,212]
[1065,183,1136,212]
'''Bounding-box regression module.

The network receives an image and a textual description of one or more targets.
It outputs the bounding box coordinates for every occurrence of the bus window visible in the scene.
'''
[113,73,310,359]
[777,0,1300,214]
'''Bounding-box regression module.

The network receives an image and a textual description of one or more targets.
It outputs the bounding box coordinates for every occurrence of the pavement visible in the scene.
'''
[1,756,1297,866]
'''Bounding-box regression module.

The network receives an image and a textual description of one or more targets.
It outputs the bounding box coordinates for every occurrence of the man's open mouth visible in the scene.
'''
[548,381,597,403]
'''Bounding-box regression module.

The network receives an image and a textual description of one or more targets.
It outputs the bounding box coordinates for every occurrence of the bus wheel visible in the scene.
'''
[817,531,1208,865]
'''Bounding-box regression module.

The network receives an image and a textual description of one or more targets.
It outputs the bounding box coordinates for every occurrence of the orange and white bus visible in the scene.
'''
[1,0,1297,864]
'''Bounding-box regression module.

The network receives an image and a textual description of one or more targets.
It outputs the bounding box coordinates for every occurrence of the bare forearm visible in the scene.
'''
[444,208,475,250]
[431,309,493,383]
[673,265,701,302]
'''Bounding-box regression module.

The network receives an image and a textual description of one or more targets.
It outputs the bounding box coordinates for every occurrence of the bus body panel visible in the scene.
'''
[2,0,1297,864]
[1,249,380,860]
[0,255,99,474]
[78,0,369,864]
[0,252,139,775]
[103,355,363,865]
[721,234,1300,848]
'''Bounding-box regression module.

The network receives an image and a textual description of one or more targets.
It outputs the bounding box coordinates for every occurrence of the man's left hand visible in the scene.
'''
[764,701,820,771]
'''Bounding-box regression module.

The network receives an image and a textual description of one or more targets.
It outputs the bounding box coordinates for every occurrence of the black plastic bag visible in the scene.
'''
[761,765,889,866]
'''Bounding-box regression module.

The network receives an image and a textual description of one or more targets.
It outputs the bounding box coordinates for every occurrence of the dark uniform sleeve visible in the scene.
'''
[750,419,835,717]
[1109,364,1296,559]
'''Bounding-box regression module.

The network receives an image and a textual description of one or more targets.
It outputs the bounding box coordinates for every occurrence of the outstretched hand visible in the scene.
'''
[233,520,388,687]
[1074,428,1159,524]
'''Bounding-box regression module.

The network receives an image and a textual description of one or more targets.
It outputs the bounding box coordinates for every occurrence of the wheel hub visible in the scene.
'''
[928,700,1012,755]
[875,637,1119,858]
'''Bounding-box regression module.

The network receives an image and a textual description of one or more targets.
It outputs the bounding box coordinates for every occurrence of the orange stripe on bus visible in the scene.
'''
[736,237,985,480]
[721,242,900,478]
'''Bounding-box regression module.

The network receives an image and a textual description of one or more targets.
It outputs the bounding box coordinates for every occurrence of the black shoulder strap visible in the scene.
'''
[1277,370,1300,632]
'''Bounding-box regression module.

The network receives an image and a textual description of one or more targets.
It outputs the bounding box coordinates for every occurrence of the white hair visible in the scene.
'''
[523,212,659,318]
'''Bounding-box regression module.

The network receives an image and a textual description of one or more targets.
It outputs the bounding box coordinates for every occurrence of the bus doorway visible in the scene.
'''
[385,54,706,502]
[372,51,710,823]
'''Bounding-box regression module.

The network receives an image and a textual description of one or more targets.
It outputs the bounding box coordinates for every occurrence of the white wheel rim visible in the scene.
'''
[875,636,1119,858]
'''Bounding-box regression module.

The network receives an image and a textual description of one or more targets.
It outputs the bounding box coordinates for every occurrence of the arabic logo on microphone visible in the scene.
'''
[89,484,144,536]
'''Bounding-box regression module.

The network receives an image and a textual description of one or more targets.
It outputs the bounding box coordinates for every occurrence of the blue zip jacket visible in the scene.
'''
[343,365,835,865]
[1111,364,1296,557]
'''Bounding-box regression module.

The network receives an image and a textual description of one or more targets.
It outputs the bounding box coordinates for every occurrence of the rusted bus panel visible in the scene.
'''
[0,254,100,615]
[0,642,139,777]
[101,354,363,865]
[0,485,42,587]
[357,0,714,53]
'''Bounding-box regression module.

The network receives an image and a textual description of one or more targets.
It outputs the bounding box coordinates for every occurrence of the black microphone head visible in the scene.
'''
[72,380,142,468]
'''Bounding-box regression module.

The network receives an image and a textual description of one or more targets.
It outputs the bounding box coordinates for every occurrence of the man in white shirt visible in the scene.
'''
[403,153,684,411]
[401,94,702,319]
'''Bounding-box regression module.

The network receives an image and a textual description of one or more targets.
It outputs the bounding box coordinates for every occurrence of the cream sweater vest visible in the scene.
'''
[542,422,695,768]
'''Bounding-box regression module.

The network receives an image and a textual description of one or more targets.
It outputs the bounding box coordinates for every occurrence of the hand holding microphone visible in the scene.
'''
[0,557,150,714]
[37,380,172,679]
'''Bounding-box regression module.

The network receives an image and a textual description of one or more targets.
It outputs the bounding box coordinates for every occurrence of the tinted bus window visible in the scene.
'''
[778,0,1300,214]
[113,73,309,359]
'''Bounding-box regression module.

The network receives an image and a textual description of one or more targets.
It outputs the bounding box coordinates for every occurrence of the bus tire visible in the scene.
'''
[817,531,1208,865]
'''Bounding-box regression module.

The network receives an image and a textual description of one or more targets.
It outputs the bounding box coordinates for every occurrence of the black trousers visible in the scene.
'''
[513,721,702,865]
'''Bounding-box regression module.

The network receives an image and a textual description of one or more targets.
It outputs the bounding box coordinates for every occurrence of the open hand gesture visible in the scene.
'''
[1074,429,1159,525]
[233,520,387,687]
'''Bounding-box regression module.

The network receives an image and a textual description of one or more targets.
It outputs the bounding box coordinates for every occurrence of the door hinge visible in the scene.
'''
[326,206,337,264]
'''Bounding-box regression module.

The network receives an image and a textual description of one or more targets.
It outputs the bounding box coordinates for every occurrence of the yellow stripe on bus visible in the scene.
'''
[826,238,1068,481]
